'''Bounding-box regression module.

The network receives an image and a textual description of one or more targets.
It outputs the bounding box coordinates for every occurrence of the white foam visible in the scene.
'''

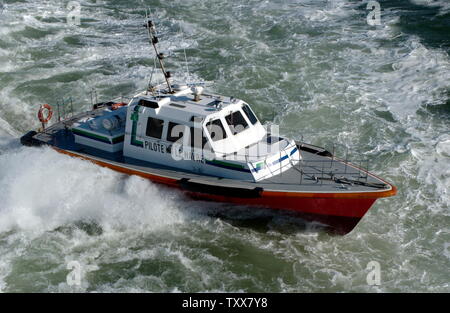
[0,146,189,234]
[412,134,450,212]
[0,117,18,137]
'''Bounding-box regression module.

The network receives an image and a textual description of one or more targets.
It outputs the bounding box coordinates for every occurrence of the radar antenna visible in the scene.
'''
[144,12,173,93]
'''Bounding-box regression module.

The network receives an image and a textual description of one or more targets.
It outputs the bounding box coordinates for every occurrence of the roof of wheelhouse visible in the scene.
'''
[131,86,244,123]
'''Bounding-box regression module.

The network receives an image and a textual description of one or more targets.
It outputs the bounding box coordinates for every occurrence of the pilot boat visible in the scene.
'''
[20,20,396,234]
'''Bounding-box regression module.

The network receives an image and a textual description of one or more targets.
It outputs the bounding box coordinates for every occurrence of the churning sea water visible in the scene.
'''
[0,0,449,292]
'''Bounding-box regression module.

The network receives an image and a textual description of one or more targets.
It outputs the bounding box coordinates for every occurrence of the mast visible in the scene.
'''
[144,19,173,94]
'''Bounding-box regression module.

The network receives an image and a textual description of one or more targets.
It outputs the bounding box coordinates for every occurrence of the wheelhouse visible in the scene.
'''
[119,86,300,181]
[125,88,266,156]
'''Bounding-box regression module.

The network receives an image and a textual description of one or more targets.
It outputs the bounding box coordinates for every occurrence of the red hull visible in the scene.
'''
[54,147,396,234]
[185,192,377,234]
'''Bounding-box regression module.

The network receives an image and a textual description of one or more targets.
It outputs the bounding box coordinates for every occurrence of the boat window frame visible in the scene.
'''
[224,110,249,135]
[145,116,165,139]
[242,104,258,125]
[166,121,189,143]
[205,118,228,143]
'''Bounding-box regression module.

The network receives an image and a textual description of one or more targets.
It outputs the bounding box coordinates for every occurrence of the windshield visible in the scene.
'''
[225,110,249,135]
[242,104,258,125]
[206,119,227,142]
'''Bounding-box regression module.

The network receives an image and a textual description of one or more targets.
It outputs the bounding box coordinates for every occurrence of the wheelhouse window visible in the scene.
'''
[225,110,248,135]
[242,104,258,125]
[146,117,164,139]
[167,122,187,142]
[206,119,227,142]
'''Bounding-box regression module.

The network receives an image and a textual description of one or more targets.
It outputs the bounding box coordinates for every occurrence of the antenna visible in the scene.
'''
[178,23,191,85]
[144,11,173,94]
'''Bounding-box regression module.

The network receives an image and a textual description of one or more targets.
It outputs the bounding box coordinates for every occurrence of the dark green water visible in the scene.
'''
[0,0,448,292]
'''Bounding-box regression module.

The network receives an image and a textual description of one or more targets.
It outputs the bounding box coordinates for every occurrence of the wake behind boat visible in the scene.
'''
[20,20,396,234]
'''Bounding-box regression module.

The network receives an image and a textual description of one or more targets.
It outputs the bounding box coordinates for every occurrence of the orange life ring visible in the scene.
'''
[38,104,53,124]
[111,102,127,110]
